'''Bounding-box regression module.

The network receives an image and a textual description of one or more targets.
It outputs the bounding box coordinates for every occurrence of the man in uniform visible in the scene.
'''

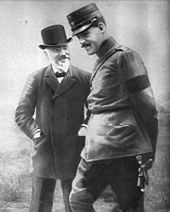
[15,25,91,212]
[66,3,158,212]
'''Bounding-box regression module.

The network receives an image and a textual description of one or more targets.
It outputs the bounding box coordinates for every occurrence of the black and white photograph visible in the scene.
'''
[0,0,169,211]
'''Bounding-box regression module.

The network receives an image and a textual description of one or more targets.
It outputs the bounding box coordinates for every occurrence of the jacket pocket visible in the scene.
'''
[105,111,136,125]
[105,111,138,147]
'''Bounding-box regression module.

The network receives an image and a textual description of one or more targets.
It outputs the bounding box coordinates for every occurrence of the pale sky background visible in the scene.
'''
[0,0,169,104]
[0,0,169,151]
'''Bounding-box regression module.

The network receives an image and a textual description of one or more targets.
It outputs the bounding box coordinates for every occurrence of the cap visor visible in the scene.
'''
[72,23,93,36]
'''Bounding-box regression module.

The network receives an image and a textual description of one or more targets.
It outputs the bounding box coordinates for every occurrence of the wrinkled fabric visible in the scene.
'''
[70,158,143,212]
[81,37,158,161]
[15,64,91,179]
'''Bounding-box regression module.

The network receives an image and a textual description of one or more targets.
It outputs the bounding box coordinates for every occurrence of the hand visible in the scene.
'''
[78,126,87,137]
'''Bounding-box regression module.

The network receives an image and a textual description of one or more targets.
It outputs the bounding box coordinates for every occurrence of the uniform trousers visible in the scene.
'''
[69,157,144,212]
[29,176,72,212]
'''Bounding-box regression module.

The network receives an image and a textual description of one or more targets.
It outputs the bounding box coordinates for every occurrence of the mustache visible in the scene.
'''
[59,55,70,59]
[81,43,90,48]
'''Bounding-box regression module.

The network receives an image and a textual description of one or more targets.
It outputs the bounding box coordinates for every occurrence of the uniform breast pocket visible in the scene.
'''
[105,112,138,146]
[111,121,136,138]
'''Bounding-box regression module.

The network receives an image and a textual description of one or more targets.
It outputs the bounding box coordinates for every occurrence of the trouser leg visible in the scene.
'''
[29,176,56,212]
[61,179,73,212]
[107,157,144,212]
[69,159,107,212]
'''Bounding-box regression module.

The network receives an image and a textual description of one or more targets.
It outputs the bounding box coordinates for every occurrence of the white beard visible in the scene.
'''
[52,59,70,73]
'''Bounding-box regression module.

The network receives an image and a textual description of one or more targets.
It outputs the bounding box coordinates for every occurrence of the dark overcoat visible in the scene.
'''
[15,64,91,179]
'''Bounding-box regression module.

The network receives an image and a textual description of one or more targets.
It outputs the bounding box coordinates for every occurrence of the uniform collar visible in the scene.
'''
[97,36,117,59]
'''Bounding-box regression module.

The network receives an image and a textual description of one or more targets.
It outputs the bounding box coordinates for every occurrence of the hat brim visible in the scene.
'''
[39,37,72,49]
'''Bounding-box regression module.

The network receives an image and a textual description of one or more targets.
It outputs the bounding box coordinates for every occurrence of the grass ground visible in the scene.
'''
[0,102,170,212]
[0,105,118,212]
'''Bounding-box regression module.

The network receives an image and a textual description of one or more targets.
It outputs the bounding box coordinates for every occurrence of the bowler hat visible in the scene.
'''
[67,3,103,36]
[39,25,72,49]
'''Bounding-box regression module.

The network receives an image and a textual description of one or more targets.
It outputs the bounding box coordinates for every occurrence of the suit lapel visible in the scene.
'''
[44,65,60,92]
[52,66,78,99]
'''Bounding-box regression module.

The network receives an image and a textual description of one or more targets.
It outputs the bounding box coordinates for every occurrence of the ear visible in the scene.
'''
[98,22,105,32]
[43,49,48,57]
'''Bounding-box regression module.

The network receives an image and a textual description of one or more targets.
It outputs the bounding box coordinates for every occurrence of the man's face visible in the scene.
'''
[44,45,70,67]
[76,26,104,55]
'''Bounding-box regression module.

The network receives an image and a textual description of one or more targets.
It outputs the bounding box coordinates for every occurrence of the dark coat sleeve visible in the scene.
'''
[81,71,91,126]
[119,50,158,156]
[15,72,40,139]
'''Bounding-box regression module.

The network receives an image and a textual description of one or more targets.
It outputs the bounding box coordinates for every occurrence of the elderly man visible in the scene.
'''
[67,3,158,212]
[15,25,91,212]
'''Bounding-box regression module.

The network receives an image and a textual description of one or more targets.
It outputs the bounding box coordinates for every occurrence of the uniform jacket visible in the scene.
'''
[81,37,158,162]
[15,64,91,179]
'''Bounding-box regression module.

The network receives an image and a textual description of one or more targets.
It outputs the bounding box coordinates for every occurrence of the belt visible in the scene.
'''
[91,106,131,114]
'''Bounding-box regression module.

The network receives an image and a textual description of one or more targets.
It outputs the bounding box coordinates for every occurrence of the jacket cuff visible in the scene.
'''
[32,129,41,139]
[80,124,88,128]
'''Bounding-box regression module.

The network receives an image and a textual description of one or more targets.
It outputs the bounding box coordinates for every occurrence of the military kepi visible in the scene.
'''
[67,3,103,36]
[39,25,72,49]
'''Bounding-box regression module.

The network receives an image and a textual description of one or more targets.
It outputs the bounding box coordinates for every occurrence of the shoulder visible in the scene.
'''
[115,45,141,59]
[115,46,147,78]
[111,45,144,69]
[28,65,50,80]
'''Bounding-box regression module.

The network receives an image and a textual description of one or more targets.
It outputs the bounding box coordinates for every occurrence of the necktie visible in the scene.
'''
[55,71,66,78]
